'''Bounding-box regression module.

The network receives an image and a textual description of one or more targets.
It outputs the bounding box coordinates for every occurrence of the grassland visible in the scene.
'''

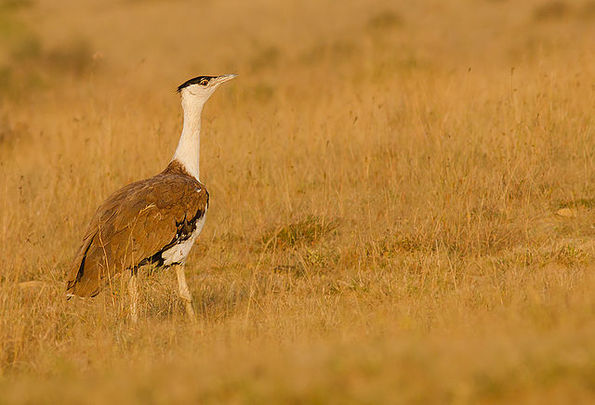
[0,0,594,403]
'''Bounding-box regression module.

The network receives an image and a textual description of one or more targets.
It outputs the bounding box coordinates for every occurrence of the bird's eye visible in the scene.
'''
[199,79,209,86]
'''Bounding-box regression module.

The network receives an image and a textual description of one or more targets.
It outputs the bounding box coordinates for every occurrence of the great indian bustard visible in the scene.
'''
[66,74,236,321]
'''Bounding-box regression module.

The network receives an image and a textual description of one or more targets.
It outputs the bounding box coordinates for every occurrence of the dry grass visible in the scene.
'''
[0,0,594,403]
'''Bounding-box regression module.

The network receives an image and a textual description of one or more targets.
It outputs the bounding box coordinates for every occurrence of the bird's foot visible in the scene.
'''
[184,300,196,322]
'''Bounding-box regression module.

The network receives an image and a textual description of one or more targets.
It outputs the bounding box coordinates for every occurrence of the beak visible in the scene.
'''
[214,74,237,85]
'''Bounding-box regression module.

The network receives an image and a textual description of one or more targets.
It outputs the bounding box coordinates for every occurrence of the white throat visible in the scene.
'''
[172,95,205,180]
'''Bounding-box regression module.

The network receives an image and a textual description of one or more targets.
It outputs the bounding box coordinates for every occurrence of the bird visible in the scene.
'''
[66,74,237,322]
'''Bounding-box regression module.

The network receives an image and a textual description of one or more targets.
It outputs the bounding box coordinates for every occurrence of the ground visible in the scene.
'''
[0,0,594,403]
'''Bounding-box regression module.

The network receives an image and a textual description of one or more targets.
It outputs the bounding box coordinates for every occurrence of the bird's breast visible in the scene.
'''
[161,207,207,266]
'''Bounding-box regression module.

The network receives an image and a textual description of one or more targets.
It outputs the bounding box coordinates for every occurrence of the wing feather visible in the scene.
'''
[66,170,208,297]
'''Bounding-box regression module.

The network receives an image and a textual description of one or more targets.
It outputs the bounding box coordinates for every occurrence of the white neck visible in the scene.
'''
[172,96,205,180]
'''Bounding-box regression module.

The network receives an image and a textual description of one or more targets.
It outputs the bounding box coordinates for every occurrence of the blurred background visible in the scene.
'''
[0,0,593,97]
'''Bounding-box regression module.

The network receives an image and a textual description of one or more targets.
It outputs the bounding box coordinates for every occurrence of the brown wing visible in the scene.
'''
[66,165,208,297]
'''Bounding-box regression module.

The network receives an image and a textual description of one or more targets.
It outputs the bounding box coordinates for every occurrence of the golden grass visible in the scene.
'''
[0,0,594,402]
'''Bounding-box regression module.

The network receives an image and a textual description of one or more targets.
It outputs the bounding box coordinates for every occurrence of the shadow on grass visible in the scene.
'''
[261,215,339,250]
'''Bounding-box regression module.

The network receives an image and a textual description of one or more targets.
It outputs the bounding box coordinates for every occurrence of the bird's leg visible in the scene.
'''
[175,265,196,322]
[128,269,139,323]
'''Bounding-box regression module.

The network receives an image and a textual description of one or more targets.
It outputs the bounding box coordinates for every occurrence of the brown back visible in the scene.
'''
[66,161,209,297]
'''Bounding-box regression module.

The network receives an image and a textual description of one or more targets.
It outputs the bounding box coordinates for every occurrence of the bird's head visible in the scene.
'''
[177,74,237,107]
